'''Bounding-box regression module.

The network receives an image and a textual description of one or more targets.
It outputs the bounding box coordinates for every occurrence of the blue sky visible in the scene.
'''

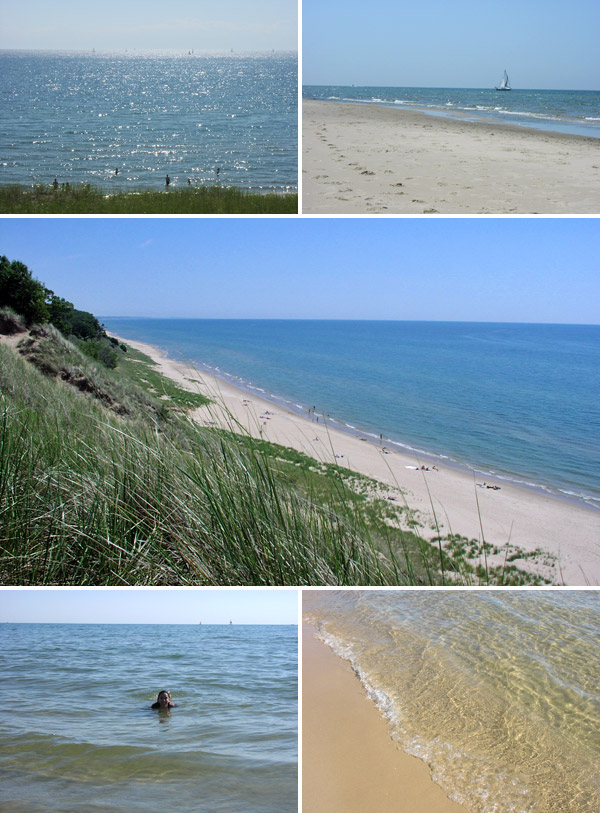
[303,0,600,89]
[0,218,598,324]
[0,0,297,51]
[0,588,298,624]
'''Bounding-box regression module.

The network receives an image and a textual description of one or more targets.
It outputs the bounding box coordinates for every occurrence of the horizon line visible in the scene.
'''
[303,83,599,92]
[100,316,600,327]
[1,47,298,55]
[1,621,295,625]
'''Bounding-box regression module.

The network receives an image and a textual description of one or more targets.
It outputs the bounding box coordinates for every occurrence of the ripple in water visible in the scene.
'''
[1,51,297,191]
[305,590,600,812]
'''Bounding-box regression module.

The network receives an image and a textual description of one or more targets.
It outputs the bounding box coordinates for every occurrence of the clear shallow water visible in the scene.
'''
[304,590,600,813]
[0,623,297,812]
[1,50,297,191]
[303,85,600,138]
[101,319,600,509]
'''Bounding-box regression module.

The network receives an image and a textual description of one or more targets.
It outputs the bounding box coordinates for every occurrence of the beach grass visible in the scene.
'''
[0,329,549,586]
[0,334,401,585]
[0,184,298,215]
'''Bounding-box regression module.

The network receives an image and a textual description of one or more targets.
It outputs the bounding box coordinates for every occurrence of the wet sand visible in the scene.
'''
[302,623,468,813]
[111,334,600,586]
[302,99,600,214]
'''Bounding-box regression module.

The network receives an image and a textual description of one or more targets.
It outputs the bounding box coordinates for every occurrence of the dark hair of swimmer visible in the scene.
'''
[151,690,175,709]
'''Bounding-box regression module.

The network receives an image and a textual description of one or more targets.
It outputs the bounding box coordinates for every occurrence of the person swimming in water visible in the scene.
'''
[151,690,175,709]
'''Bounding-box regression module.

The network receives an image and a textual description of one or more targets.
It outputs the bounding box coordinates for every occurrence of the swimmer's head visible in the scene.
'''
[156,690,171,708]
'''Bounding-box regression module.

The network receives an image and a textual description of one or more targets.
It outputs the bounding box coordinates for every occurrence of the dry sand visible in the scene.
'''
[116,335,600,586]
[302,622,468,813]
[302,99,600,214]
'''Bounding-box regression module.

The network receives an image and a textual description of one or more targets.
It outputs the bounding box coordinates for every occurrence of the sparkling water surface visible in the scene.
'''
[0,623,297,812]
[101,319,600,509]
[303,85,600,138]
[1,50,297,191]
[304,590,600,813]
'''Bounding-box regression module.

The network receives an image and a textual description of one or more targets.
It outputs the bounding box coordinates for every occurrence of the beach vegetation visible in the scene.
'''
[0,324,554,586]
[0,184,298,215]
[440,534,552,585]
[0,267,554,586]
[0,334,394,585]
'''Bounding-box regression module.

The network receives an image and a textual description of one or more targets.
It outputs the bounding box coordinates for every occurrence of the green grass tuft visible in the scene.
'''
[0,184,298,214]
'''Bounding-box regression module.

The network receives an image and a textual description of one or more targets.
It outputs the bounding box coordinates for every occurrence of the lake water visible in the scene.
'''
[0,623,297,812]
[304,589,600,812]
[1,50,297,191]
[303,86,600,139]
[101,318,600,510]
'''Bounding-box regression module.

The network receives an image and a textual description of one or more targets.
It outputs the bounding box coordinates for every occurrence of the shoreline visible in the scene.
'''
[302,99,600,213]
[112,333,600,585]
[302,622,468,813]
[303,94,600,141]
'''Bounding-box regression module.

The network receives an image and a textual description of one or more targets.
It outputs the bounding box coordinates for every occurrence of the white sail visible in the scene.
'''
[495,70,511,91]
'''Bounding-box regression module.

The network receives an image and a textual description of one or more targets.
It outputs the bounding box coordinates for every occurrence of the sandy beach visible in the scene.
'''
[302,622,468,813]
[302,99,600,214]
[115,335,600,586]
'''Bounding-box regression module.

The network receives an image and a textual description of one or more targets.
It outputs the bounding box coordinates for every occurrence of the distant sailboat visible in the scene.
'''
[495,70,511,91]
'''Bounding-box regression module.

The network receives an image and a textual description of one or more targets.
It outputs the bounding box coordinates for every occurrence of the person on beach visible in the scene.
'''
[151,690,175,709]
[165,174,170,187]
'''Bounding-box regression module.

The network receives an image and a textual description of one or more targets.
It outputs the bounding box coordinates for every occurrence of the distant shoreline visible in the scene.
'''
[104,321,600,514]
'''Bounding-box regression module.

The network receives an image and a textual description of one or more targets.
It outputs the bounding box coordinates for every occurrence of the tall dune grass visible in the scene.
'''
[0,341,409,585]
[0,333,548,586]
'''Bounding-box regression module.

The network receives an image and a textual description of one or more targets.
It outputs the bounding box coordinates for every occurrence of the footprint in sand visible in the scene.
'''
[391,182,403,187]
[423,208,439,214]
[361,170,375,175]
[314,174,329,179]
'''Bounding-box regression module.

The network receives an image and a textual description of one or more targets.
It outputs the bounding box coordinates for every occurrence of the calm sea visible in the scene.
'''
[1,50,297,191]
[101,319,600,509]
[303,85,600,139]
[0,623,297,812]
[304,590,600,813]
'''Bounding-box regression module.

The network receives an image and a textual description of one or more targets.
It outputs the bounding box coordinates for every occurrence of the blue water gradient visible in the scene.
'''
[303,85,600,138]
[102,319,600,509]
[1,50,297,191]
[0,623,297,812]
